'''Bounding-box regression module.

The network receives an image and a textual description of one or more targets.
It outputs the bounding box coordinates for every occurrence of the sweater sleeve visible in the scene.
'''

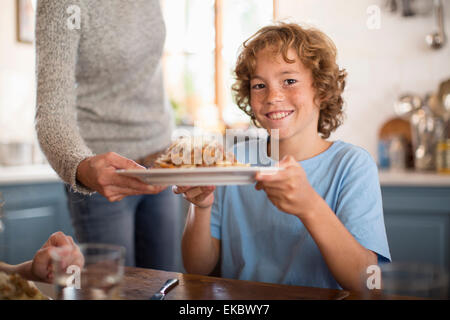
[35,0,94,194]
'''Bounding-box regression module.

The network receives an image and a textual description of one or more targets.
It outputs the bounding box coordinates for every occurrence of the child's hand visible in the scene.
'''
[255,155,316,219]
[31,231,84,283]
[173,186,216,209]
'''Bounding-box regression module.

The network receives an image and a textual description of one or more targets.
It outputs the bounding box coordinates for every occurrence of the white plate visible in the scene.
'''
[116,166,282,186]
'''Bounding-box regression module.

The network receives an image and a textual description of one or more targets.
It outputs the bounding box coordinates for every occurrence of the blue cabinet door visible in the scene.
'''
[0,182,74,264]
[381,186,450,274]
[384,212,449,268]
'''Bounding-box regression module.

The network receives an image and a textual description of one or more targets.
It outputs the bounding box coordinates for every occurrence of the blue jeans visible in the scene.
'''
[64,186,181,271]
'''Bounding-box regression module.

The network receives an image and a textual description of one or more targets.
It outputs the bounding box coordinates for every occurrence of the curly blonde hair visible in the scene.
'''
[232,22,347,138]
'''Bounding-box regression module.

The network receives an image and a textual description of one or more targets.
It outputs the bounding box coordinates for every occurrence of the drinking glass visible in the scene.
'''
[52,243,125,300]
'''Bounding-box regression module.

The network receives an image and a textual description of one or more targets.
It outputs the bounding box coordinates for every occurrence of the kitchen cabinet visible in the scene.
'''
[0,182,74,264]
[1,166,449,277]
[381,186,450,273]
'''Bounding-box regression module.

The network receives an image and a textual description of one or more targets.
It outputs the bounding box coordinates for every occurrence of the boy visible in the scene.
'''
[174,23,390,291]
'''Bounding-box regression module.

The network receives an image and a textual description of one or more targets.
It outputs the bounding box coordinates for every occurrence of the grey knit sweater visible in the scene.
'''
[35,0,174,194]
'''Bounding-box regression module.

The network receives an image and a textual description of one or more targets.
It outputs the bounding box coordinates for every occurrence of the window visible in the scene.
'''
[162,0,276,133]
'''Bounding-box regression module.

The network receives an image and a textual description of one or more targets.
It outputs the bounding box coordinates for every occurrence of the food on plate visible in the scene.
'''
[153,137,249,168]
[0,272,48,300]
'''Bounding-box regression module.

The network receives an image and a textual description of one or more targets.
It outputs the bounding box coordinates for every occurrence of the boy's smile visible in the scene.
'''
[265,110,295,121]
[249,47,321,146]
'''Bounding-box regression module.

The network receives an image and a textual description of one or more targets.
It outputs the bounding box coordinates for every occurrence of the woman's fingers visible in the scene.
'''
[100,185,148,202]
[109,173,154,192]
[101,172,166,198]
[102,184,168,202]
[106,152,145,170]
[78,152,166,201]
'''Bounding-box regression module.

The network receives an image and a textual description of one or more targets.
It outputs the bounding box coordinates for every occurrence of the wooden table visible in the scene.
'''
[119,267,412,300]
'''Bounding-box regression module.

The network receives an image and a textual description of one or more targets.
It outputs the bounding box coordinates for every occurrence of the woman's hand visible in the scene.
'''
[255,155,317,219]
[172,186,216,209]
[76,152,166,202]
[30,231,84,283]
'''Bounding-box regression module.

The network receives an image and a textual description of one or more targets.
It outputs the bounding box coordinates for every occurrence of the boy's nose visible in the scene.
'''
[266,87,284,104]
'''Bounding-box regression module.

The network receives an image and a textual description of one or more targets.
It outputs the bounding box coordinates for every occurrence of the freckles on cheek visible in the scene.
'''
[249,97,260,113]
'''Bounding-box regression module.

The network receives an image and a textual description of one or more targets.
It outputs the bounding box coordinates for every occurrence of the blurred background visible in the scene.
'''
[0,0,449,283]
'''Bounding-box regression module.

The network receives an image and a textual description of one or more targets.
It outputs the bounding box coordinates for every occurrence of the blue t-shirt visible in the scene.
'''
[210,140,391,289]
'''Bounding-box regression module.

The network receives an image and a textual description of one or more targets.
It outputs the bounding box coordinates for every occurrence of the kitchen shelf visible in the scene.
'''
[0,164,60,185]
[379,170,450,187]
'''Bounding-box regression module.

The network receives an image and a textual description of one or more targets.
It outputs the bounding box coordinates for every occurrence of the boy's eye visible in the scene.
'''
[251,83,265,90]
[284,79,297,85]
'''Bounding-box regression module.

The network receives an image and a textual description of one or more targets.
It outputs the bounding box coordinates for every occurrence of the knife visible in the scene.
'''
[150,278,179,300]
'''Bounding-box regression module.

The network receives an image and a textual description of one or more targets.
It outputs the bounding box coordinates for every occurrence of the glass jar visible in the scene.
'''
[436,139,450,174]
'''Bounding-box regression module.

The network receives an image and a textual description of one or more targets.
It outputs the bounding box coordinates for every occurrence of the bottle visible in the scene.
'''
[388,136,406,171]
[436,119,450,174]
[378,139,391,169]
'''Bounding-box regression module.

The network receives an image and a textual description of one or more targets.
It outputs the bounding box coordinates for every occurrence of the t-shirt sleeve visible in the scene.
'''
[335,150,391,263]
[210,186,224,240]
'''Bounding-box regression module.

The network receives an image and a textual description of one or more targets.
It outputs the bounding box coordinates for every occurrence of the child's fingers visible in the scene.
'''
[262,184,285,196]
[278,155,298,168]
[255,170,285,182]
[255,181,282,191]
[192,192,212,204]
[184,187,206,199]
[200,186,215,193]
[173,185,194,194]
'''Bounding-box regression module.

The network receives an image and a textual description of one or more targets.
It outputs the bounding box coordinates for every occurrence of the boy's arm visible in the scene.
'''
[182,204,220,275]
[301,192,378,291]
[256,155,381,291]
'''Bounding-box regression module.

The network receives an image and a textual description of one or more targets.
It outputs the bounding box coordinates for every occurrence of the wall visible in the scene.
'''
[1,0,450,158]
[0,0,36,143]
[278,0,450,160]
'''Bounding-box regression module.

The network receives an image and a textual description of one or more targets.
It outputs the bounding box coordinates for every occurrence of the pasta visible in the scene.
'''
[152,138,248,168]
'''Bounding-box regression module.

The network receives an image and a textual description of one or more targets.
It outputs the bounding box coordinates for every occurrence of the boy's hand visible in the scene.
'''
[255,155,316,219]
[172,186,216,209]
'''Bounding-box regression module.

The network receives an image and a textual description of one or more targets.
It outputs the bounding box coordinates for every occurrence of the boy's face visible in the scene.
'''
[249,47,320,142]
